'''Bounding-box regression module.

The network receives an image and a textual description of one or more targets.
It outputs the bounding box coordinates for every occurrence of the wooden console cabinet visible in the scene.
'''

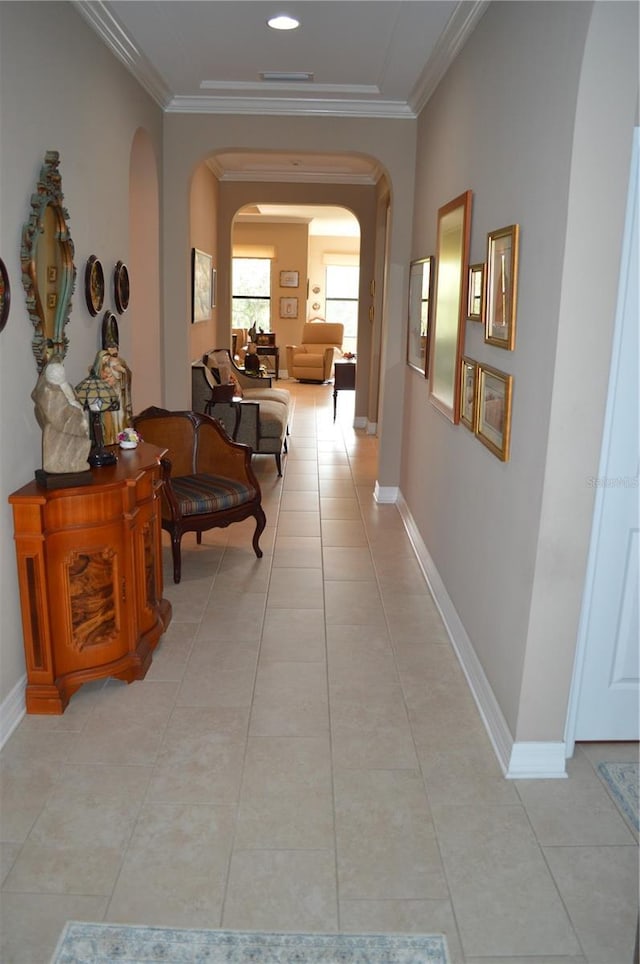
[9,442,172,714]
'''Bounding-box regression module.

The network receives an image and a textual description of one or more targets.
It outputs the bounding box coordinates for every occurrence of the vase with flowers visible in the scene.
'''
[117,427,142,450]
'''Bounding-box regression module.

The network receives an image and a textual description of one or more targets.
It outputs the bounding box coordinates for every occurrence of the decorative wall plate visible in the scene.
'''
[101,310,119,350]
[114,261,130,313]
[85,256,104,316]
[0,257,10,333]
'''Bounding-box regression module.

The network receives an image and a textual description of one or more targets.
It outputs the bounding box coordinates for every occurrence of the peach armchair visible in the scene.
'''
[286,322,344,382]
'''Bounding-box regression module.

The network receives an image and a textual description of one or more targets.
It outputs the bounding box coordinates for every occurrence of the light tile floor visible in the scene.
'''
[1,381,638,964]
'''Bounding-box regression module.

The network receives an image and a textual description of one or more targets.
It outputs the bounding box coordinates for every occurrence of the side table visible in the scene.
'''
[333,361,356,420]
[255,345,279,380]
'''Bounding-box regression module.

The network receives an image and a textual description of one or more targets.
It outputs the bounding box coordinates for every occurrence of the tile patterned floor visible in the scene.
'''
[1,381,638,964]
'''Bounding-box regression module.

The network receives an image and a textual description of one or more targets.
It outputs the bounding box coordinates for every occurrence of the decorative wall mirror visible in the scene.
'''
[0,258,10,334]
[406,256,434,376]
[429,190,473,422]
[21,151,76,371]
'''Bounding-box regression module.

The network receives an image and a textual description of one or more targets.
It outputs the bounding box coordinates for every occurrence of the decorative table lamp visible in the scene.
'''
[74,373,120,467]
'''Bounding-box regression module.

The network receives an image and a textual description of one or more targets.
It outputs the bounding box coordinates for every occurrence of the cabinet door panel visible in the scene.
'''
[47,527,130,676]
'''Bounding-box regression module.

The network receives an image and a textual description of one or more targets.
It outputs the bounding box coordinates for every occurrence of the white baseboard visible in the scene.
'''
[365,420,377,435]
[396,492,568,779]
[353,415,367,429]
[506,742,568,779]
[374,483,399,504]
[0,674,26,750]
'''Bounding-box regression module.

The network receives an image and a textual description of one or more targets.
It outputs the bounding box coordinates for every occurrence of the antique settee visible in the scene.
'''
[191,350,291,476]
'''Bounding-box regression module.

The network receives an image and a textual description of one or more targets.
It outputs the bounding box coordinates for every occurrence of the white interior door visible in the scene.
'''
[569,129,639,745]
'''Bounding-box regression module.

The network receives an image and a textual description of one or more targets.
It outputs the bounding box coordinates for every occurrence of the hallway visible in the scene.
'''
[0,381,637,963]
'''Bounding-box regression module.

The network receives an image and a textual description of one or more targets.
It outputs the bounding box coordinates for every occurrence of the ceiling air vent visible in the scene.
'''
[259,72,314,83]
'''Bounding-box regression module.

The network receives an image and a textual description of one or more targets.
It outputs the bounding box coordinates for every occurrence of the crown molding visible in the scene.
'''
[166,95,415,119]
[410,0,490,114]
[72,0,172,108]
[74,0,487,120]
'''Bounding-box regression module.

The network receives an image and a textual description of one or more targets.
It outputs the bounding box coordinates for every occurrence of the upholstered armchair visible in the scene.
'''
[286,322,344,382]
[133,407,266,584]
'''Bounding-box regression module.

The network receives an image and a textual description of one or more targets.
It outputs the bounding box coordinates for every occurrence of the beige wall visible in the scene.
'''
[0,2,163,713]
[404,0,638,742]
[232,220,310,352]
[189,163,219,361]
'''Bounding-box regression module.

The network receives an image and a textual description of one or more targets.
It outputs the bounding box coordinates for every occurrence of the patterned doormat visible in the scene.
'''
[597,761,639,831]
[51,922,450,963]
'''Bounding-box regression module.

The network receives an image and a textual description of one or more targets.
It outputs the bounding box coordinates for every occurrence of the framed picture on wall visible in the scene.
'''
[211,267,217,308]
[484,224,519,349]
[191,248,212,323]
[280,270,299,288]
[460,356,478,431]
[468,263,484,321]
[280,296,298,318]
[475,363,513,461]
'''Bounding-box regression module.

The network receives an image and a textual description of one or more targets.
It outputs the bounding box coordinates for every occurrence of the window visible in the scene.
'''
[325,264,359,355]
[232,258,271,330]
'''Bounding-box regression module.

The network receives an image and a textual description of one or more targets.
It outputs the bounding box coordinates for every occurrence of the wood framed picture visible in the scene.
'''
[279,270,299,288]
[406,256,434,375]
[460,356,478,431]
[475,363,513,461]
[211,267,217,308]
[484,224,519,349]
[429,190,473,422]
[191,248,212,323]
[280,296,298,318]
[468,263,484,321]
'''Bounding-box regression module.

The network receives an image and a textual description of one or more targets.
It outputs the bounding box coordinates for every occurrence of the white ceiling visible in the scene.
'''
[75,0,487,231]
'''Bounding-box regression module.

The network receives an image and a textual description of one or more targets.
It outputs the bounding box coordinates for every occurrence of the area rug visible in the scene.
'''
[597,761,639,831]
[51,922,450,964]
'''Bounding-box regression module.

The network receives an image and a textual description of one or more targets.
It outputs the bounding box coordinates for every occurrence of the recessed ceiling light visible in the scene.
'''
[267,14,300,31]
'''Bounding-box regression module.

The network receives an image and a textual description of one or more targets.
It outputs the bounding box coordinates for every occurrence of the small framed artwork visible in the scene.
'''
[468,263,484,321]
[280,296,298,319]
[460,356,478,431]
[211,267,217,308]
[0,257,10,333]
[47,265,58,284]
[280,270,299,288]
[485,224,519,349]
[47,293,57,309]
[475,363,513,461]
[84,255,105,317]
[406,256,434,375]
[114,261,130,314]
[191,248,212,323]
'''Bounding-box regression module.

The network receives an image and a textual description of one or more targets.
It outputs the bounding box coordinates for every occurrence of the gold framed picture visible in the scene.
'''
[485,225,519,349]
[406,256,434,375]
[279,270,299,288]
[460,357,478,431]
[468,263,484,321]
[279,296,298,318]
[475,363,513,461]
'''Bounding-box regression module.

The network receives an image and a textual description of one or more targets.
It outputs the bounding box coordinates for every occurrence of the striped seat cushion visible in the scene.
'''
[171,474,256,515]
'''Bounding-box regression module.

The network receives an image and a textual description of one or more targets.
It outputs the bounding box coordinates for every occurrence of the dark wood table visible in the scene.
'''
[333,361,356,420]
[255,345,280,379]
